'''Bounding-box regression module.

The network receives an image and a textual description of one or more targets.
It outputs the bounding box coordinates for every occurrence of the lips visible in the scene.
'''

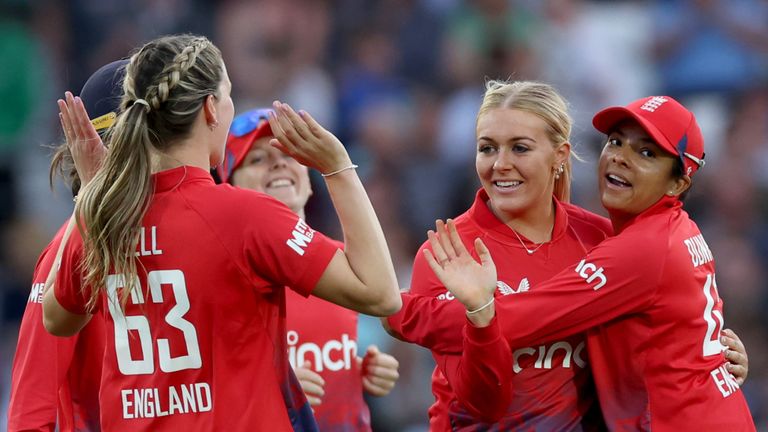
[605,173,631,188]
[267,178,294,188]
[493,180,522,189]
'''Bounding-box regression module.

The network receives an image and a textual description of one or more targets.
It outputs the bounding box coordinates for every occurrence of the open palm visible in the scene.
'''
[423,219,497,311]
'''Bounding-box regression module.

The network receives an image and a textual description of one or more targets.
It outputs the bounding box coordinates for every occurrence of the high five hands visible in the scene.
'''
[423,219,498,327]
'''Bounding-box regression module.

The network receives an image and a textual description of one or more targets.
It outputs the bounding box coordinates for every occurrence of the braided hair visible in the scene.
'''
[76,34,223,311]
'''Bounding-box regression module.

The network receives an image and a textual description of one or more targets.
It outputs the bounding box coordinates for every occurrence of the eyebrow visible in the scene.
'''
[477,135,536,144]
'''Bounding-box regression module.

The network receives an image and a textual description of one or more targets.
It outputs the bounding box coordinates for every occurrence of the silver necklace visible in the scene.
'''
[511,229,545,255]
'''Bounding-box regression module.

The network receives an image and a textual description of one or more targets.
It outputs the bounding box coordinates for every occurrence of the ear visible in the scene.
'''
[554,141,571,167]
[203,94,218,126]
[666,174,692,197]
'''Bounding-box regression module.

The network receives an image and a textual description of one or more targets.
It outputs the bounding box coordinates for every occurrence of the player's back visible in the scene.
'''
[587,205,754,431]
[69,167,337,431]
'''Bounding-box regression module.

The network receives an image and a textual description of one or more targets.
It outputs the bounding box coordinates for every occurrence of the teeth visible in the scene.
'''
[495,181,521,187]
[607,174,630,186]
[268,179,293,188]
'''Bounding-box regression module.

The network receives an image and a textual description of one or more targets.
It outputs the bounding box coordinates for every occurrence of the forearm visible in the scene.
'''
[386,293,466,353]
[438,318,513,422]
[324,169,400,315]
[42,213,90,336]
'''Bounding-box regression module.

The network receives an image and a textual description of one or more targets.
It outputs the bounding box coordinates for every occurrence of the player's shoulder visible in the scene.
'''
[562,202,612,237]
[196,183,295,219]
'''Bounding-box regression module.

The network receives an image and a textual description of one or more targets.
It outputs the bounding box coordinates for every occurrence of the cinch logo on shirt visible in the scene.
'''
[640,96,669,112]
[286,219,315,256]
[436,291,455,301]
[512,340,587,373]
[28,282,44,304]
[684,234,714,268]
[497,278,529,295]
[287,330,357,372]
[575,259,607,290]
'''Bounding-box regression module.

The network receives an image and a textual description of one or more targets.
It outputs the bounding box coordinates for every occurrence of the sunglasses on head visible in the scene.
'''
[230,108,273,137]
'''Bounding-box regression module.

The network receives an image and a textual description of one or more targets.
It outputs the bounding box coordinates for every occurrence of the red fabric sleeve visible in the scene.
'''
[493,228,665,347]
[241,194,339,297]
[53,228,91,315]
[8,225,79,432]
[435,317,514,423]
[386,242,468,349]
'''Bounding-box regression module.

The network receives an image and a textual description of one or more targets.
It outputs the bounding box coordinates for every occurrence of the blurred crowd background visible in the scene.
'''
[1,0,767,430]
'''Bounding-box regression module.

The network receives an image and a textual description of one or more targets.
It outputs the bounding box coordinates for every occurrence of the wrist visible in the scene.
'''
[466,301,495,328]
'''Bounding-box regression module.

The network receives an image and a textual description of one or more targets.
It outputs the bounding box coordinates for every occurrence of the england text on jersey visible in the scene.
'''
[121,382,212,419]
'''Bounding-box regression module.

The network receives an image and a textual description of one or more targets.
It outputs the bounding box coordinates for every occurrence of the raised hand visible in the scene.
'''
[721,328,748,386]
[267,101,352,175]
[294,361,325,407]
[57,91,106,187]
[359,345,399,397]
[423,219,497,313]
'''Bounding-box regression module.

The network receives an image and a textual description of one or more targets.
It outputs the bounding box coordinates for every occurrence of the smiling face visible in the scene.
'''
[598,119,690,220]
[231,135,313,213]
[475,108,569,222]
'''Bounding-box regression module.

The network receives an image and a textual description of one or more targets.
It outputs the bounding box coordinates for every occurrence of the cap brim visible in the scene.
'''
[592,107,677,157]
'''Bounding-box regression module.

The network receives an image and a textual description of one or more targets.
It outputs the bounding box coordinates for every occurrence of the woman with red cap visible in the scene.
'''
[218,109,400,431]
[419,95,756,430]
[384,81,749,430]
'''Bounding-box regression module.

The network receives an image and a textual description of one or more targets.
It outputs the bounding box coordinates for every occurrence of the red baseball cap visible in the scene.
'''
[592,96,705,176]
[218,108,273,183]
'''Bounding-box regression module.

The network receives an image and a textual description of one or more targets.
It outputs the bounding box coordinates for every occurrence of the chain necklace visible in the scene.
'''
[511,229,546,255]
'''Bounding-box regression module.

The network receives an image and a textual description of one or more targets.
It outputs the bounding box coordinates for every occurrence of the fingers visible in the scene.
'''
[426,228,449,265]
[721,329,745,354]
[278,102,312,141]
[362,374,397,396]
[297,109,324,139]
[435,220,457,261]
[294,362,325,406]
[445,219,469,258]
[423,248,444,279]
[268,107,298,156]
[475,238,495,272]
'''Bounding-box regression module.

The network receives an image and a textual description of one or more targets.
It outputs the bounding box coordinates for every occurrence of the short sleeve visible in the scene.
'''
[54,228,91,315]
[241,194,339,297]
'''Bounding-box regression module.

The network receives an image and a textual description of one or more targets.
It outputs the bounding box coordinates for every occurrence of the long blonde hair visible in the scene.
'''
[76,34,223,311]
[477,80,576,202]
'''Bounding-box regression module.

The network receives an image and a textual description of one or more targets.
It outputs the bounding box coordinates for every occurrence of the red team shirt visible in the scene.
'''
[285,277,372,431]
[387,189,612,431]
[402,196,756,430]
[9,224,104,432]
[54,166,339,431]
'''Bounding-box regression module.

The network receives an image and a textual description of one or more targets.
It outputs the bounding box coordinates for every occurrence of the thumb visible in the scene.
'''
[475,238,493,267]
[302,361,313,370]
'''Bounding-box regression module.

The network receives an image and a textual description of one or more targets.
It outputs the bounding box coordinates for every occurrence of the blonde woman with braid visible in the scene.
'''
[41,34,400,431]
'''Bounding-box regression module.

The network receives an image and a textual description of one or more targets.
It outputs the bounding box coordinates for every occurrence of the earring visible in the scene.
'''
[554,163,564,180]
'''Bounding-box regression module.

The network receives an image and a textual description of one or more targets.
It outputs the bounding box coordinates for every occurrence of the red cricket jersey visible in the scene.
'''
[433,196,756,430]
[285,276,371,431]
[8,222,104,432]
[387,189,612,430]
[54,166,339,432]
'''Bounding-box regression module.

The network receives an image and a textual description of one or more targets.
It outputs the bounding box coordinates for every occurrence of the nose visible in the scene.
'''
[493,147,514,171]
[269,152,288,170]
[607,143,629,167]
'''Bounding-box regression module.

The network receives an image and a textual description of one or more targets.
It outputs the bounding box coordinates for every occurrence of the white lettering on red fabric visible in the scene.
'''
[640,96,669,112]
[287,330,357,372]
[684,234,714,268]
[710,363,739,398]
[121,382,212,419]
[512,340,587,373]
[28,282,45,303]
[575,259,607,290]
[135,226,163,257]
[286,219,315,256]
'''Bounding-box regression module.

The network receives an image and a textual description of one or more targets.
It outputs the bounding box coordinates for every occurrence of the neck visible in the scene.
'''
[295,208,306,219]
[488,197,556,243]
[153,136,212,173]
